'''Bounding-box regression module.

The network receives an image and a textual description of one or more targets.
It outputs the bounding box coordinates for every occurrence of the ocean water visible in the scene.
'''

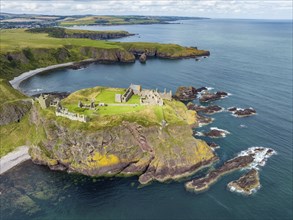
[2,19,292,219]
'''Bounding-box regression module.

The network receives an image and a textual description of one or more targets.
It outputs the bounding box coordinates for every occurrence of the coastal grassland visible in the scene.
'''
[0,29,209,80]
[0,29,121,53]
[59,15,162,26]
[44,86,197,129]
[26,27,131,38]
[0,79,26,102]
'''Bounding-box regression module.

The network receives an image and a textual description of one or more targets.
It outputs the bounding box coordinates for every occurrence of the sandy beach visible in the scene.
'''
[9,58,95,89]
[0,146,31,175]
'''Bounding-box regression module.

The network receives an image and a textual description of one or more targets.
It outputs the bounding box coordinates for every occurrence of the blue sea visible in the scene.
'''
[2,19,292,220]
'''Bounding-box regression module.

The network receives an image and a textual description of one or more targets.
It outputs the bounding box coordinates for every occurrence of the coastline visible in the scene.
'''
[0,146,31,175]
[9,58,96,90]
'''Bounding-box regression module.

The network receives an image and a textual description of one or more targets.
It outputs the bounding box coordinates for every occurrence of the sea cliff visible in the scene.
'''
[25,86,217,184]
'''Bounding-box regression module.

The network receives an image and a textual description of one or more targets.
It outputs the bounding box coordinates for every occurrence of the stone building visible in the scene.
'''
[56,107,88,123]
[129,84,141,94]
[114,84,172,105]
[37,94,56,109]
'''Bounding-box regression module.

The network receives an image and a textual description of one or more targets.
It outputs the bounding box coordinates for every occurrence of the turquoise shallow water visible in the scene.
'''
[1,19,292,219]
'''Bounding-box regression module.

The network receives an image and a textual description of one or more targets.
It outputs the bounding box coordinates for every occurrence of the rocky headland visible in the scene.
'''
[25,86,218,185]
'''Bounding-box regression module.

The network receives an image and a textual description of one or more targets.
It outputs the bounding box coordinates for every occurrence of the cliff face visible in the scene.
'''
[0,100,32,125]
[0,47,135,80]
[0,79,32,125]
[29,105,217,184]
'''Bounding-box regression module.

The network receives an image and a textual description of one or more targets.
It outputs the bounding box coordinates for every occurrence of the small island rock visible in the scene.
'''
[227,169,260,195]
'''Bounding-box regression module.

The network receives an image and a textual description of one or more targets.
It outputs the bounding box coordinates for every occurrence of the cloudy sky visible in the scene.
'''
[1,0,292,19]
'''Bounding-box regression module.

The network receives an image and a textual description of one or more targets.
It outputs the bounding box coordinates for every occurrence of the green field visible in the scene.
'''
[0,29,121,54]
[59,15,163,26]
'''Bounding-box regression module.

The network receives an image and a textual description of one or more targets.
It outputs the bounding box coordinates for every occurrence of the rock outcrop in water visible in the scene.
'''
[231,107,256,117]
[195,127,230,138]
[199,91,228,102]
[187,103,223,114]
[227,169,260,195]
[185,147,276,193]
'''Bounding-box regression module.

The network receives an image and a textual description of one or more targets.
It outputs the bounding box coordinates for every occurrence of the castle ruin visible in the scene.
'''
[115,84,172,106]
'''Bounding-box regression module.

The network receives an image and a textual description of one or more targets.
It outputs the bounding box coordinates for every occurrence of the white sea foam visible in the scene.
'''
[240,124,248,128]
[206,87,214,91]
[195,131,204,136]
[228,183,261,195]
[237,147,277,170]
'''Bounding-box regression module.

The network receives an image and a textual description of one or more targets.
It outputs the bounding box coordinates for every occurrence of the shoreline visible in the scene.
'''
[0,146,31,175]
[9,58,96,90]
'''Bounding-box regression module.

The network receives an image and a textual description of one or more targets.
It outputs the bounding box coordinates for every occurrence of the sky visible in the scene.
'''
[1,0,292,19]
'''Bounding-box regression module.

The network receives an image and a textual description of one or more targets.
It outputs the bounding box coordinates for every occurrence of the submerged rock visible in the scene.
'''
[227,169,260,195]
[173,86,197,101]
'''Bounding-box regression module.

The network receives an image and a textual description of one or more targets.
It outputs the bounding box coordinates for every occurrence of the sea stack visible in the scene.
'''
[139,53,147,63]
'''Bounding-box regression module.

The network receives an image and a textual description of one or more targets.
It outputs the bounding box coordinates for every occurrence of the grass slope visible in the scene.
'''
[51,86,197,129]
[0,79,26,103]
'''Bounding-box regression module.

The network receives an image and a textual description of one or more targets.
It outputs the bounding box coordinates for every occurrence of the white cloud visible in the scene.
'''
[0,0,292,19]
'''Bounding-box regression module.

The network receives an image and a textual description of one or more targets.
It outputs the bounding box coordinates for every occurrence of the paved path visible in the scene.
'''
[0,146,31,175]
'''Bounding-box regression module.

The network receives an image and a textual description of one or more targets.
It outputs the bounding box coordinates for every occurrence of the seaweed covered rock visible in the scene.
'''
[227,169,260,195]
